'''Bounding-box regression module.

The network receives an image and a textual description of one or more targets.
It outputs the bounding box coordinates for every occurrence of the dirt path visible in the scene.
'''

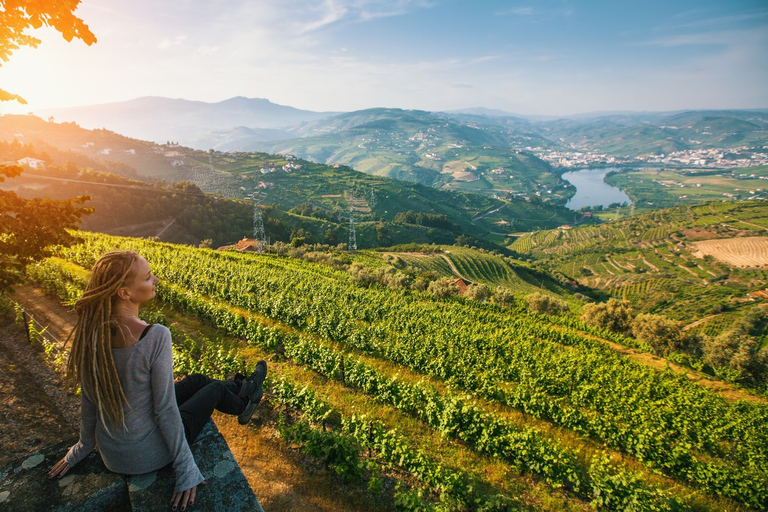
[11,286,76,345]
[0,314,79,467]
[720,214,768,232]
[439,253,469,281]
[683,314,721,331]
[735,220,768,231]
[641,257,660,272]
[471,202,507,223]
[155,217,177,238]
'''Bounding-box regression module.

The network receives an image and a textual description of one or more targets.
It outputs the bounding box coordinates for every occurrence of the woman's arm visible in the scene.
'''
[47,393,97,478]
[150,328,204,494]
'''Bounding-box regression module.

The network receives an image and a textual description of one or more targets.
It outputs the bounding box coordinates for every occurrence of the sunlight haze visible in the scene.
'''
[0,0,766,116]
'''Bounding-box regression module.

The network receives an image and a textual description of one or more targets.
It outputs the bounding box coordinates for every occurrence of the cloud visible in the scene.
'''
[497,7,535,16]
[196,45,220,56]
[495,4,574,19]
[657,9,768,32]
[635,27,760,48]
[356,0,437,22]
[157,35,187,50]
[215,0,434,35]
[6,0,765,116]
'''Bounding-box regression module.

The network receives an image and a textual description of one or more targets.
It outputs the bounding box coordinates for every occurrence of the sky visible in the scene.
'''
[1,0,766,116]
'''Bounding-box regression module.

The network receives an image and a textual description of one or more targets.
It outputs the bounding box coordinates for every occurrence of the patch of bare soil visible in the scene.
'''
[680,228,721,240]
[10,286,76,343]
[215,405,393,512]
[691,236,768,268]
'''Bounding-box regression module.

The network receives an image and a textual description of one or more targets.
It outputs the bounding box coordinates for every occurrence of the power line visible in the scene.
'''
[20,172,210,197]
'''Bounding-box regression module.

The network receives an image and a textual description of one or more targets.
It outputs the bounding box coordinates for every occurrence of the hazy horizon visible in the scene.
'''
[29,94,768,121]
[0,0,766,117]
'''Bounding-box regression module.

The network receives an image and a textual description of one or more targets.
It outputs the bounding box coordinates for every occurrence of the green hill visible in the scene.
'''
[510,200,768,341]
[528,110,768,157]
[0,115,580,244]
[241,108,569,200]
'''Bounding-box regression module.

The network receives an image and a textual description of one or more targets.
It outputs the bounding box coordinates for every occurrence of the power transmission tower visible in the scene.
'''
[348,205,357,252]
[251,191,269,253]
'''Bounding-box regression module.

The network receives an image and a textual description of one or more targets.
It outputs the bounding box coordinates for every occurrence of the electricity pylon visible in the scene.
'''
[251,191,268,253]
[348,205,357,252]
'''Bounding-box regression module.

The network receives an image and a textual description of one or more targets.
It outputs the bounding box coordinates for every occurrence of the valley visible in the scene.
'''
[2,104,768,511]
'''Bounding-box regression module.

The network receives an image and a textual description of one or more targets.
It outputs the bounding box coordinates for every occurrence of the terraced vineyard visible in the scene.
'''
[25,231,768,510]
[510,201,768,338]
[383,246,574,299]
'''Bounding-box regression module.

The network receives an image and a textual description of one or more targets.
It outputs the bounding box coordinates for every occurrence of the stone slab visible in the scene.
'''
[0,440,129,511]
[128,420,263,511]
[0,421,262,511]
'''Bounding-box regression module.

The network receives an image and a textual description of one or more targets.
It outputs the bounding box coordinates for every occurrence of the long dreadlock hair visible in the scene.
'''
[67,250,140,431]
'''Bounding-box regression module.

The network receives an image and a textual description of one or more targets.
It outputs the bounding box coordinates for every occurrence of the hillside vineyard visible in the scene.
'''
[28,232,768,510]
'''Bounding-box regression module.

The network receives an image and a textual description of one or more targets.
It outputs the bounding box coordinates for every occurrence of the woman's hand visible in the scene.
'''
[171,480,206,511]
[46,457,71,479]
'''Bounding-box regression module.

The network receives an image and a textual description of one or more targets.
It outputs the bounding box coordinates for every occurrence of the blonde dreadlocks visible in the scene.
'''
[67,251,140,430]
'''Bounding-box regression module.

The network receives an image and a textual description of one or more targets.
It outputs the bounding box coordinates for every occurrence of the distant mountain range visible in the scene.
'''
[39,96,768,151]
[39,96,337,147]
[33,97,768,200]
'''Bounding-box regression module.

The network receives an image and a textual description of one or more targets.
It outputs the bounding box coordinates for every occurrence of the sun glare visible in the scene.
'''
[0,28,93,113]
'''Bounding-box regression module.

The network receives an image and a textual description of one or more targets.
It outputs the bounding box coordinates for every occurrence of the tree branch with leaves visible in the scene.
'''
[0,0,96,104]
[0,164,93,291]
[0,1,96,291]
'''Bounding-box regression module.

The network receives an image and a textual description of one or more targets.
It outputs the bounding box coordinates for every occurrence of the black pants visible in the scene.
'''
[174,374,246,444]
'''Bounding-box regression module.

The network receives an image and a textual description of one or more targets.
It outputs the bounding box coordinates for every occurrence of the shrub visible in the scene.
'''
[703,330,768,385]
[427,278,460,299]
[581,299,634,335]
[347,262,379,288]
[632,314,698,356]
[465,283,491,302]
[492,287,517,308]
[383,270,413,290]
[525,292,569,315]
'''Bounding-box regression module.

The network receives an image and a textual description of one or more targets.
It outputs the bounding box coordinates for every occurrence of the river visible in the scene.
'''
[561,167,632,210]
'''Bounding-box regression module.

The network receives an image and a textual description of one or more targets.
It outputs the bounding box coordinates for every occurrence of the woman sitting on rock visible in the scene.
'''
[46,251,266,511]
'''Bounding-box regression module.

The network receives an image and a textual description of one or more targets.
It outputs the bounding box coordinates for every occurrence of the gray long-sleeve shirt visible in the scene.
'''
[65,325,204,493]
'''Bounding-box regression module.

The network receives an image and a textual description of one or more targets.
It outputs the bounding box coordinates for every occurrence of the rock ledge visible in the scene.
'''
[0,420,263,511]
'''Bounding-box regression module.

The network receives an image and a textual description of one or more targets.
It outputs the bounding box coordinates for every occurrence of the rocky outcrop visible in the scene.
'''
[0,420,262,511]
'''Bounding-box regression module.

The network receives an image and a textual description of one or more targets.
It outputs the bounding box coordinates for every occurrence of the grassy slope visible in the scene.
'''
[540,114,768,157]
[605,167,768,212]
